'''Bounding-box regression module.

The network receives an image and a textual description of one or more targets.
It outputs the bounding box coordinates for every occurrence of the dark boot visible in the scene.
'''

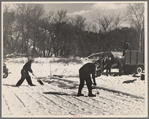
[88,88,96,97]
[77,93,84,96]
[77,88,84,96]
[77,78,84,96]
[30,84,36,86]
[88,94,96,97]
[26,76,35,86]
[86,80,95,97]
[77,85,84,96]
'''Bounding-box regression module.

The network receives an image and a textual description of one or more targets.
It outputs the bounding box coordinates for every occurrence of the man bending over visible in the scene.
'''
[77,60,100,97]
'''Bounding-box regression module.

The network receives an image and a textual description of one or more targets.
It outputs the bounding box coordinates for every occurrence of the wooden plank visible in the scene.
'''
[125,50,144,66]
[137,51,144,65]
[125,50,131,65]
[131,51,137,65]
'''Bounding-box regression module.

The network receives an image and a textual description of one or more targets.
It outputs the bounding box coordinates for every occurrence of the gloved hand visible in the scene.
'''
[32,72,35,76]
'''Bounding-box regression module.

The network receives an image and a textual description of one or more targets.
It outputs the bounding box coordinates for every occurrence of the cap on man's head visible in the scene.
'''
[28,56,34,61]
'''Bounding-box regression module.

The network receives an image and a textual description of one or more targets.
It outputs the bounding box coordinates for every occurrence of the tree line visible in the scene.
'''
[3,3,145,58]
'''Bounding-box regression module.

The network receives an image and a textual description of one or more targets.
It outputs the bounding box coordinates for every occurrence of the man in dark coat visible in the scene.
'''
[123,41,130,56]
[97,53,110,76]
[77,61,100,97]
[104,53,114,76]
[16,59,35,86]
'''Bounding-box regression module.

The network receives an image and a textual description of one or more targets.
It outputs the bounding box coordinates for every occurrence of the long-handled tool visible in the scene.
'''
[92,84,100,95]
[95,88,99,95]
[32,74,44,85]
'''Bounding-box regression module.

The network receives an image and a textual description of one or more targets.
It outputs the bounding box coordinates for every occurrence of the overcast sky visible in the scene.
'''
[4,2,145,27]
[44,2,128,25]
[44,2,127,15]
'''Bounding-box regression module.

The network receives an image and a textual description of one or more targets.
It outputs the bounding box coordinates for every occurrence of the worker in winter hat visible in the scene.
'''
[123,41,130,56]
[16,56,35,86]
[77,59,101,97]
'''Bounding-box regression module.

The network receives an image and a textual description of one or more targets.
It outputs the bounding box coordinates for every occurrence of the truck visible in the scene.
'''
[122,50,144,74]
[88,50,144,75]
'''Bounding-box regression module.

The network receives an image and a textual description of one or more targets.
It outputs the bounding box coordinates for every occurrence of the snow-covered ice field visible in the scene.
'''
[2,57,147,117]
[5,57,147,98]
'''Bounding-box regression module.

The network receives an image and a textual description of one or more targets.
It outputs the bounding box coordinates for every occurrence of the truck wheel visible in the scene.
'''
[135,66,143,74]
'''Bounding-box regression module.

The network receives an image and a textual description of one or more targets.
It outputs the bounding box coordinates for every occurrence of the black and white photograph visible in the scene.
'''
[1,1,148,117]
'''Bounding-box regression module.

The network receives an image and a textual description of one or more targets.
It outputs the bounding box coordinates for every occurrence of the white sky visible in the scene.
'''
[44,2,128,22]
[2,2,146,27]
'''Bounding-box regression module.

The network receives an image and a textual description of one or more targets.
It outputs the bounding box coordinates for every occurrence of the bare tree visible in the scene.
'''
[53,10,67,23]
[73,15,86,32]
[74,15,86,56]
[52,10,69,56]
[3,5,16,54]
[113,12,123,29]
[85,23,91,32]
[92,24,98,33]
[94,14,114,33]
[93,14,115,51]
[15,3,44,56]
[126,3,144,51]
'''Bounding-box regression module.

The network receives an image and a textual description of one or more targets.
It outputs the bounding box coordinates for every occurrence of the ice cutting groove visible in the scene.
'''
[36,87,87,114]
[3,86,35,116]
[85,88,144,106]
[46,81,145,115]
[90,97,130,115]
[36,93,76,115]
[96,86,145,99]
[58,95,104,115]
[21,85,71,115]
[113,93,145,102]
[48,86,111,115]
[85,89,145,113]
[82,90,145,115]
[97,95,135,109]
[49,84,115,114]
[27,84,98,115]
[7,86,32,114]
[55,95,88,111]
[41,94,63,108]
[52,95,89,115]
[75,96,120,115]
[99,89,145,106]
[61,86,144,115]
[26,86,65,109]
[2,95,12,116]
[18,87,52,115]
[107,94,145,108]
